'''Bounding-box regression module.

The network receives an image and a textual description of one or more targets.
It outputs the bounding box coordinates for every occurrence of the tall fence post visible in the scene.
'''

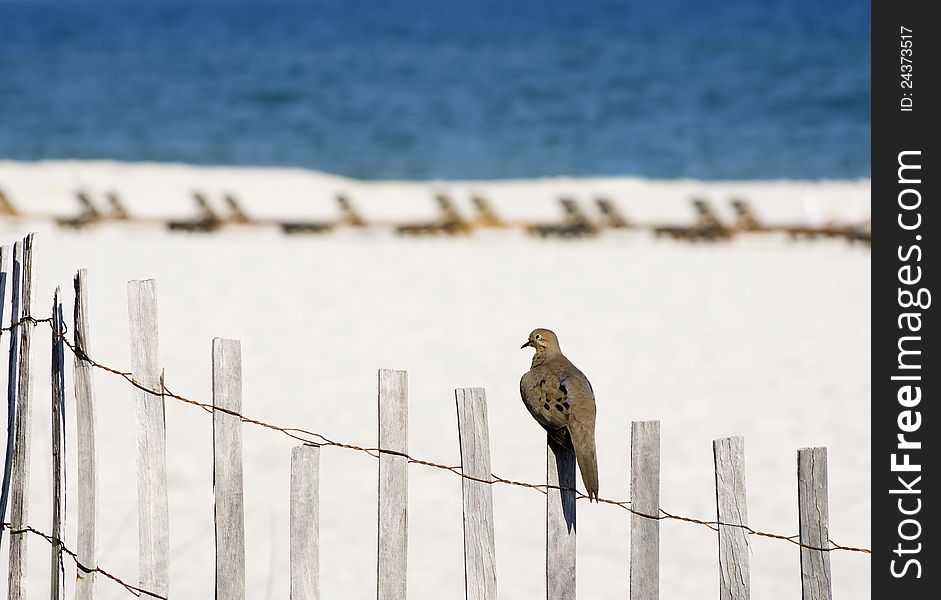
[798,447,832,600]
[290,445,320,600]
[8,233,36,600]
[128,279,170,597]
[713,436,750,600]
[630,420,660,600]
[73,269,100,599]
[50,287,66,600]
[377,369,408,600]
[213,338,245,600]
[0,242,19,547]
[546,441,576,600]
[455,387,497,600]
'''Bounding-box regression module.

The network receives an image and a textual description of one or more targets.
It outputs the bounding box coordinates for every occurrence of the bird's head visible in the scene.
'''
[521,328,560,353]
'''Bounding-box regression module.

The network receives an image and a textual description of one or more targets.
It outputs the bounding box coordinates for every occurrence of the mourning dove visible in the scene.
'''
[520,328,599,501]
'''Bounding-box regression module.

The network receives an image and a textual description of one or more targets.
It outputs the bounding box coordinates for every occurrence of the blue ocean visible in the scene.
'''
[1,0,870,180]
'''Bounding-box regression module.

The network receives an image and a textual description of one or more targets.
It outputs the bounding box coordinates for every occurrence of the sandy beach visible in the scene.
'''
[0,161,870,599]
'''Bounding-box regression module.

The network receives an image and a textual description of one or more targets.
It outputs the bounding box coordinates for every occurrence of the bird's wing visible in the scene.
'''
[520,367,573,450]
[560,368,599,501]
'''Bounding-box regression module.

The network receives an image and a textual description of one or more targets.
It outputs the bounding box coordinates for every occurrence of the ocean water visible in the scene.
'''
[1,0,870,180]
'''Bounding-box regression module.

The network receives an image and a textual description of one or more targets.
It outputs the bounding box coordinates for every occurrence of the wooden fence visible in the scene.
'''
[0,233,864,600]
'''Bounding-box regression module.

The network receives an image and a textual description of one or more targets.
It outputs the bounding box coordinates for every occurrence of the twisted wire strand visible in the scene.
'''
[0,522,166,599]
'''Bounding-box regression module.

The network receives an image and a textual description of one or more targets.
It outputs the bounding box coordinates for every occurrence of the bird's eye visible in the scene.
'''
[535,334,541,340]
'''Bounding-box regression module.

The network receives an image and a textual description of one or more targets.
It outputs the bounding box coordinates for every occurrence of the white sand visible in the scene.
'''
[0,161,870,599]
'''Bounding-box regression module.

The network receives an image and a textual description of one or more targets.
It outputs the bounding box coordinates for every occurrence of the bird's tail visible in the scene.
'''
[572,434,599,502]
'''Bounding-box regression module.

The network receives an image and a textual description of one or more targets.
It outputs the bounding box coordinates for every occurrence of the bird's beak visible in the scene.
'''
[521,340,533,349]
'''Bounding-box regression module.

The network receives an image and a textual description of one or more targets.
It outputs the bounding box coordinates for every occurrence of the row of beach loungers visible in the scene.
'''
[0,187,870,244]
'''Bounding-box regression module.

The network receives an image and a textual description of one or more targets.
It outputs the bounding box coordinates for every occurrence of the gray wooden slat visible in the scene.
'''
[0,245,7,340]
[798,447,832,600]
[0,243,19,549]
[73,269,99,600]
[213,338,245,600]
[8,234,36,600]
[377,369,408,600]
[127,279,170,598]
[290,445,320,600]
[713,436,750,600]
[50,287,66,600]
[455,387,497,600]
[546,440,576,600]
[630,420,660,600]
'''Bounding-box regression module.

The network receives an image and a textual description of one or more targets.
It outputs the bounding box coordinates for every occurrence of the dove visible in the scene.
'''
[520,328,599,501]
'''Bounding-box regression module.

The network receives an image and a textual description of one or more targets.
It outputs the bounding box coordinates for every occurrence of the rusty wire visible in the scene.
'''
[0,522,166,599]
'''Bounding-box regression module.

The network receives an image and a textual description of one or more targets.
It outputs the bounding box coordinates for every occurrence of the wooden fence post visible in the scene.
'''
[0,242,19,547]
[713,436,750,600]
[290,445,320,600]
[8,233,36,600]
[630,420,660,600]
[547,441,576,600]
[377,369,408,600]
[50,288,66,600]
[128,279,170,597]
[213,338,245,600]
[73,269,100,599]
[798,447,832,600]
[455,387,497,600]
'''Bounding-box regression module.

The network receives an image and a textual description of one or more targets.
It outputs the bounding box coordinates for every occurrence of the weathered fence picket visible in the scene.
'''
[714,436,750,600]
[798,447,832,600]
[455,387,498,600]
[630,420,660,600]
[213,338,246,600]
[50,288,66,600]
[0,245,6,339]
[8,234,36,600]
[73,269,100,599]
[290,445,321,600]
[547,441,576,600]
[377,369,408,600]
[0,243,18,548]
[128,279,170,597]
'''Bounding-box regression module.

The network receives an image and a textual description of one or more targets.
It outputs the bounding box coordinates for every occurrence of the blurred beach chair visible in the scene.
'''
[224,193,252,224]
[526,197,599,238]
[396,193,473,236]
[691,198,732,240]
[780,215,854,241]
[730,198,766,232]
[654,198,732,242]
[783,220,870,245]
[595,197,632,229]
[0,191,18,219]
[279,194,337,234]
[167,192,223,232]
[730,197,868,245]
[336,194,367,227]
[0,188,18,217]
[57,191,103,229]
[471,194,507,228]
[106,191,130,220]
[847,219,871,245]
